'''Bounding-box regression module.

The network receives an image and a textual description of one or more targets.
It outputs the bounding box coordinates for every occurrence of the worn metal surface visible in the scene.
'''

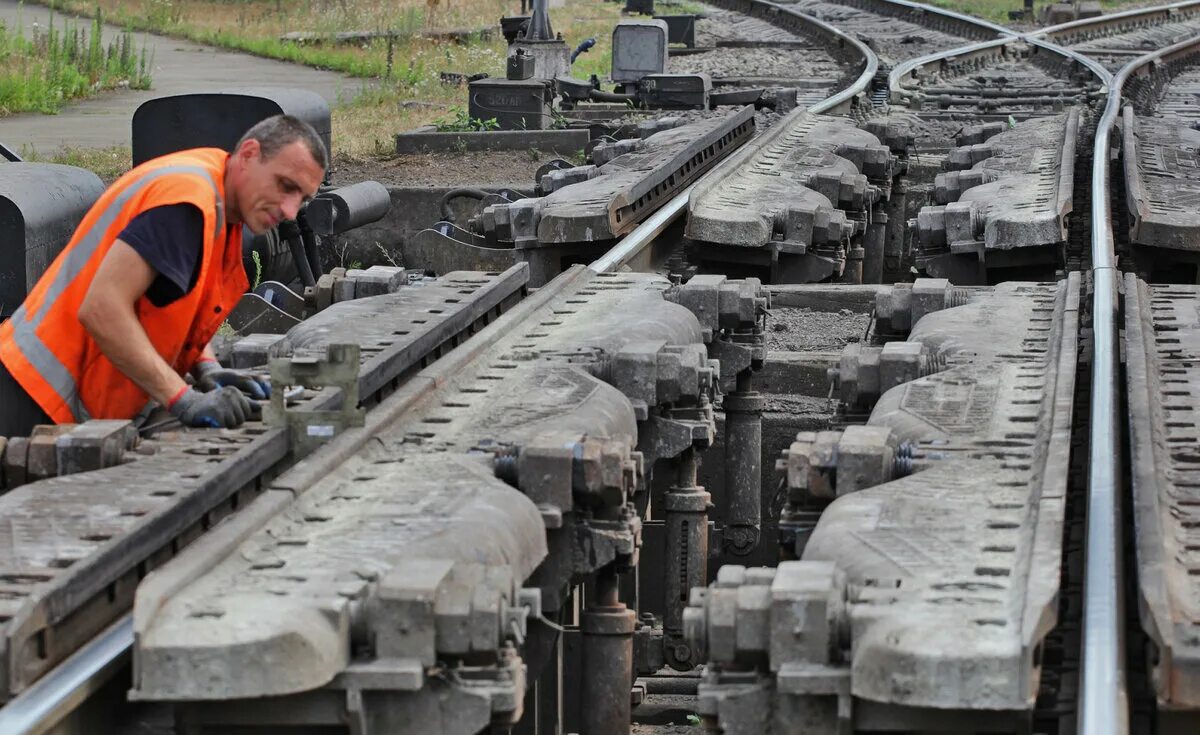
[1036,0,1200,71]
[0,268,527,702]
[1123,110,1200,255]
[1125,276,1200,721]
[686,277,1080,731]
[476,107,756,249]
[130,269,743,733]
[890,38,1102,114]
[914,110,1079,282]
[268,267,529,400]
[687,110,895,282]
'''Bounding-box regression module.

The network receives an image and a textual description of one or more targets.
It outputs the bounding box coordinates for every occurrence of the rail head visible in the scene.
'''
[888,34,1110,106]
[843,0,1013,38]
[591,1,880,274]
[1080,29,1200,735]
[1033,0,1200,42]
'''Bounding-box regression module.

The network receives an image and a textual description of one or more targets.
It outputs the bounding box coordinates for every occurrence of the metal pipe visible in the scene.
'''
[663,447,709,671]
[298,216,323,282]
[579,568,635,735]
[864,214,887,283]
[0,615,132,735]
[722,375,763,556]
[440,188,493,222]
[286,233,317,289]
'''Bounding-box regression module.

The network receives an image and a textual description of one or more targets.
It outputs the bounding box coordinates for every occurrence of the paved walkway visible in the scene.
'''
[0,0,363,152]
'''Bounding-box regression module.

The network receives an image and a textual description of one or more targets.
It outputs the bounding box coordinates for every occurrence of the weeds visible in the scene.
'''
[19,143,131,182]
[0,7,152,116]
[434,106,499,132]
[250,250,263,289]
[373,242,401,267]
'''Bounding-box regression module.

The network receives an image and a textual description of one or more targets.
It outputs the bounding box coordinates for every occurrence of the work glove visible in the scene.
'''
[193,358,271,399]
[168,386,259,429]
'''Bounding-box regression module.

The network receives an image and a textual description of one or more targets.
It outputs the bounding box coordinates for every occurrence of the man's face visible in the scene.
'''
[233,138,324,234]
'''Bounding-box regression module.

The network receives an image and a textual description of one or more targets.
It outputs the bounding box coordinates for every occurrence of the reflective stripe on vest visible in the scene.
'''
[6,164,225,422]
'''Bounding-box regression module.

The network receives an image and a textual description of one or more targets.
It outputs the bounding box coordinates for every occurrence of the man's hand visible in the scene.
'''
[168,386,259,428]
[193,359,271,399]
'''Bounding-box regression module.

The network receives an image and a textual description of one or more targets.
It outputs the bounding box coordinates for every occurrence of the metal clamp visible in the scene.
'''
[267,343,365,453]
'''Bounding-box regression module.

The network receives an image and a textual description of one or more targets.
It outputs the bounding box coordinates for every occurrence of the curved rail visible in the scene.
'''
[592,0,880,273]
[1084,31,1200,735]
[834,0,1011,38]
[1033,0,1200,42]
[889,33,1110,104]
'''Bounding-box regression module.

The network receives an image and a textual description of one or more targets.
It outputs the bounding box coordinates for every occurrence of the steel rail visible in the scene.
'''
[1032,0,1200,40]
[1077,31,1200,735]
[889,32,1110,103]
[0,271,531,733]
[592,0,880,273]
[842,0,1013,37]
[0,616,132,735]
[5,0,1124,729]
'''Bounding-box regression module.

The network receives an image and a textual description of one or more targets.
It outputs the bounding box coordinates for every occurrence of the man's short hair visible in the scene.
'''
[236,114,328,171]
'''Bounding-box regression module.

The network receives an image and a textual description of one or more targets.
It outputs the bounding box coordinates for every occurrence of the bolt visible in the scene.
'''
[894,442,917,476]
[494,448,519,484]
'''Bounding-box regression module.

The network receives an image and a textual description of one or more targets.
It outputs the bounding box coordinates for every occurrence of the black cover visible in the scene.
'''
[131,88,332,166]
[0,163,104,318]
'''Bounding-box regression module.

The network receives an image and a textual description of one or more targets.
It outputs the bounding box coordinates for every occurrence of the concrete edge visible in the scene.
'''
[395,128,590,155]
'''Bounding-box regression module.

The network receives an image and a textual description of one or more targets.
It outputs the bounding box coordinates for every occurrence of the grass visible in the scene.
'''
[20,143,131,182]
[322,0,630,159]
[25,0,634,159]
[23,0,1145,172]
[922,0,1153,22]
[38,0,529,79]
[0,7,151,115]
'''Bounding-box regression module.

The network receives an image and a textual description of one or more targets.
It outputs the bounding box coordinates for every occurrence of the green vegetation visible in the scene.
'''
[20,143,131,182]
[0,8,151,115]
[923,0,1141,22]
[434,106,500,132]
[250,250,263,289]
[24,0,625,157]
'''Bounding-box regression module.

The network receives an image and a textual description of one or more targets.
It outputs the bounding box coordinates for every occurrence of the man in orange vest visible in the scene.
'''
[0,114,327,435]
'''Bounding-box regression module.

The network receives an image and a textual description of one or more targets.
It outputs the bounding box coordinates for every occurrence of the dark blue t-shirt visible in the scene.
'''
[117,203,202,307]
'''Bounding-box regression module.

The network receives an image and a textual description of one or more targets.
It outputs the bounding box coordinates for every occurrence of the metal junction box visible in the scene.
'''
[612,20,669,85]
[131,88,332,166]
[468,78,553,130]
[639,73,711,109]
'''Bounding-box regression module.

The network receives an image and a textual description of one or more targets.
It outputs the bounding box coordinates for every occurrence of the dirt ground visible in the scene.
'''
[766,306,872,353]
[328,149,548,188]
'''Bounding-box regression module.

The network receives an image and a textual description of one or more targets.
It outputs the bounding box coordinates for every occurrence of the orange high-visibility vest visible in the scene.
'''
[0,148,247,423]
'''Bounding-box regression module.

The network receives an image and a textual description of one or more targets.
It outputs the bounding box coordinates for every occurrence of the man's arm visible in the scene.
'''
[77,239,190,406]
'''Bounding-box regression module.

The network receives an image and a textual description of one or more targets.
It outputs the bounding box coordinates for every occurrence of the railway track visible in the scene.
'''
[7,1,1200,734]
[1035,0,1200,70]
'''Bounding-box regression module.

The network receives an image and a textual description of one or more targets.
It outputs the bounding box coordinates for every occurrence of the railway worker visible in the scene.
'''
[0,115,327,436]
